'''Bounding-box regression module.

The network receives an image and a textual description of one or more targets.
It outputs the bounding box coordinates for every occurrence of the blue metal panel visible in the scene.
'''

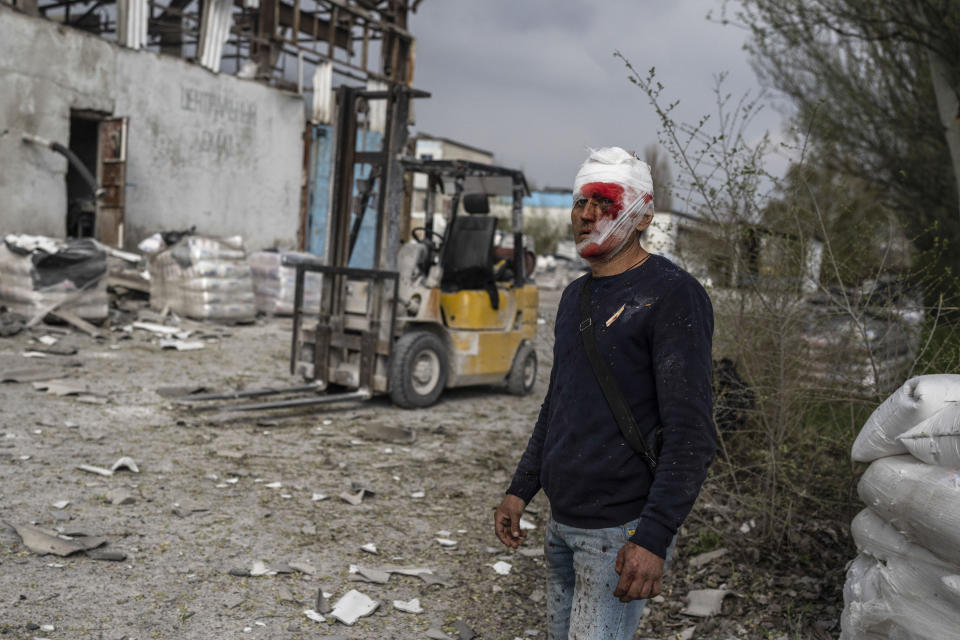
[347,128,383,269]
[307,124,334,257]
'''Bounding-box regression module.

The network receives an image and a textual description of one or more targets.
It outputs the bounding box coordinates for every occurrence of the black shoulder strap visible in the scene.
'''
[579,277,658,472]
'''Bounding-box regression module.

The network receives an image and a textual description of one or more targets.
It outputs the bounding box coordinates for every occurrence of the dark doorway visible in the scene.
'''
[67,111,100,238]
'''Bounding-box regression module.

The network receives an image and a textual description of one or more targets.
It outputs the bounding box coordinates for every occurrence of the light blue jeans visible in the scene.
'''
[544,517,675,640]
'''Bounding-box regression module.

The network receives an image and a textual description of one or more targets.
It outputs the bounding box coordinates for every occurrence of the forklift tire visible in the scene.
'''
[506,342,537,396]
[389,331,448,408]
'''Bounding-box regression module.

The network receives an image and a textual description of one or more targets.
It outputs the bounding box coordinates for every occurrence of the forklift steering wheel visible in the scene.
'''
[411,227,444,250]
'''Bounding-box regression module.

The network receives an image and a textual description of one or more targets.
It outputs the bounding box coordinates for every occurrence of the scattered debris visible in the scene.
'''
[6,522,105,557]
[111,456,139,473]
[264,481,283,489]
[105,488,136,506]
[159,339,205,351]
[349,565,390,584]
[132,322,181,336]
[689,547,728,570]
[330,589,379,625]
[518,517,536,531]
[492,561,512,575]
[291,561,318,575]
[339,489,367,506]
[0,365,80,383]
[360,542,378,554]
[50,500,70,510]
[410,490,426,499]
[250,561,272,577]
[436,538,457,547]
[315,588,333,614]
[311,492,328,502]
[392,598,423,614]
[426,629,454,640]
[681,589,732,617]
[155,385,208,398]
[76,464,114,477]
[303,609,326,623]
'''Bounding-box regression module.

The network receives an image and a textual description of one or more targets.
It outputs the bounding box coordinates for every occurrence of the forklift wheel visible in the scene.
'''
[389,331,448,408]
[506,343,537,396]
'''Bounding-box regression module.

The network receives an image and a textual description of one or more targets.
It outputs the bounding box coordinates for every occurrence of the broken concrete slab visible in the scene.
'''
[329,590,378,625]
[338,490,365,506]
[681,589,732,617]
[360,542,377,554]
[105,488,136,506]
[289,561,317,575]
[689,547,728,570]
[303,609,325,623]
[491,561,512,575]
[392,598,423,614]
[6,522,106,557]
[348,565,390,584]
[0,363,81,383]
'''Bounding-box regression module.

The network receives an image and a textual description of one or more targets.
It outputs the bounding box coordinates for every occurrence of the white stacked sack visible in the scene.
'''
[248,251,322,316]
[0,234,108,322]
[146,235,255,322]
[842,374,960,639]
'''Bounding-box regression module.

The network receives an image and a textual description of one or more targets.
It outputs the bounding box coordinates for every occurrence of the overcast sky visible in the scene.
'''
[408,0,790,191]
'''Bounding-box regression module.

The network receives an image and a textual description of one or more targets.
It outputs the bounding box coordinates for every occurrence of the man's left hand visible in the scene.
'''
[613,541,664,602]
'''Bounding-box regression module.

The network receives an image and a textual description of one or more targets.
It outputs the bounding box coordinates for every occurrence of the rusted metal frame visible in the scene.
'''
[326,4,337,57]
[361,20,369,71]
[289,262,306,375]
[298,125,312,251]
[215,389,371,412]
[174,384,322,403]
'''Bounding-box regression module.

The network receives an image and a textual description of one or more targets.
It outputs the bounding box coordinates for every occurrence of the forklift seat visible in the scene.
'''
[441,214,500,310]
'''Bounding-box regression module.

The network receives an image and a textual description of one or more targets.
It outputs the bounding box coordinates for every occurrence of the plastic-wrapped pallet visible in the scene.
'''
[0,234,108,322]
[147,235,255,322]
[841,374,960,639]
[248,251,323,316]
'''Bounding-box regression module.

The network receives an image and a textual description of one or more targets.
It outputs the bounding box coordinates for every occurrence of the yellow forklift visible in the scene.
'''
[284,155,539,409]
[178,85,538,412]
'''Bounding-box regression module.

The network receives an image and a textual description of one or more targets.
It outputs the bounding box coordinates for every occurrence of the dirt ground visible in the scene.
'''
[0,288,846,640]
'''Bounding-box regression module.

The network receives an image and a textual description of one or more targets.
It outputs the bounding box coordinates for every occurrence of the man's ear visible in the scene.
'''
[636,213,654,233]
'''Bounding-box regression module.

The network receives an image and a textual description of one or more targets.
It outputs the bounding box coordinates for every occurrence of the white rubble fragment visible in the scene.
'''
[40,625,54,631]
[392,598,424,614]
[132,322,181,336]
[77,464,113,477]
[311,492,328,501]
[50,501,70,510]
[361,543,378,554]
[330,589,379,625]
[435,538,457,547]
[111,456,139,473]
[322,419,332,425]
[159,339,205,351]
[38,335,58,346]
[254,621,266,627]
[410,490,425,499]
[225,478,239,484]
[264,481,283,489]
[436,530,451,537]
[22,351,48,358]
[519,517,536,531]
[492,561,512,575]
[303,609,326,622]
[681,589,731,617]
[250,560,273,576]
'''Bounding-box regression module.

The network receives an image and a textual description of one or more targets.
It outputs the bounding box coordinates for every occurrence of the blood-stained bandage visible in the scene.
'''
[572,147,654,259]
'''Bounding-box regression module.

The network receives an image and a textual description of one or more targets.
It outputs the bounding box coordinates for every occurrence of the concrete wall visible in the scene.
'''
[0,6,305,250]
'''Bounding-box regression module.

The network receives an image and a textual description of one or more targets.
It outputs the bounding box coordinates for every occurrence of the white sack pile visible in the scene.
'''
[842,374,960,639]
[144,234,255,322]
[0,234,108,321]
[248,251,322,316]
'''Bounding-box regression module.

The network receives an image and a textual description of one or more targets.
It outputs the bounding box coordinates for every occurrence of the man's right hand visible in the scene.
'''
[494,494,527,548]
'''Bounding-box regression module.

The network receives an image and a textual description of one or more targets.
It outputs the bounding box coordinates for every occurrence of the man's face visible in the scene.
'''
[572,182,652,259]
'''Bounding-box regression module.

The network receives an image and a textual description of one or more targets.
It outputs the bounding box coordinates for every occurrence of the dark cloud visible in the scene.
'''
[409,1,786,189]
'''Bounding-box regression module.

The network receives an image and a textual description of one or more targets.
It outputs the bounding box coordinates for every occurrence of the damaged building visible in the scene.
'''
[0,0,417,260]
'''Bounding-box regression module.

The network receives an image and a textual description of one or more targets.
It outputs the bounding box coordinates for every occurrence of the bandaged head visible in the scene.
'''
[572,147,654,259]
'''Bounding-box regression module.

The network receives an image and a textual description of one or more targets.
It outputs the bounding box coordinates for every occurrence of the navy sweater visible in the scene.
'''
[507,255,716,558]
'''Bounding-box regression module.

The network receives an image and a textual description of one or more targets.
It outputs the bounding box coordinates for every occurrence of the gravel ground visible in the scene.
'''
[0,288,845,639]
